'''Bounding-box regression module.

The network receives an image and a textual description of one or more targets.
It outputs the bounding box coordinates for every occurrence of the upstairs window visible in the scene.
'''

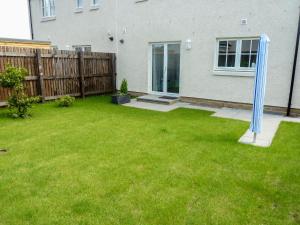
[91,0,99,6]
[76,0,83,8]
[42,0,55,17]
[73,45,92,53]
[215,38,259,71]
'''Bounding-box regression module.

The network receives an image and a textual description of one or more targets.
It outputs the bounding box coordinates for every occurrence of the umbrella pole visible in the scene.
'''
[253,133,257,143]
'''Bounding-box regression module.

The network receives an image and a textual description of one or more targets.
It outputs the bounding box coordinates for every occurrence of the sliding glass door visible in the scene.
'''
[151,43,180,95]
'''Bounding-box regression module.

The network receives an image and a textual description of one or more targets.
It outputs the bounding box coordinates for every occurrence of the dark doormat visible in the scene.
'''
[159,96,178,100]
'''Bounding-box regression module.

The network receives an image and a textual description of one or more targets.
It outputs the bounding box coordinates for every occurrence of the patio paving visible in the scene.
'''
[124,99,300,147]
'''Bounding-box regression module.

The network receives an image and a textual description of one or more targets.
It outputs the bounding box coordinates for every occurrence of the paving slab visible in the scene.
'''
[238,115,282,147]
[123,99,179,112]
[282,116,300,123]
[212,108,252,122]
[123,99,299,148]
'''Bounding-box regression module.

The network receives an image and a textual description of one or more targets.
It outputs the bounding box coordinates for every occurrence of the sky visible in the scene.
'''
[0,0,31,39]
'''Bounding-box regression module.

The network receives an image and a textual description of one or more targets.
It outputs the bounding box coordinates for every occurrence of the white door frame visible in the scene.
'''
[148,42,181,97]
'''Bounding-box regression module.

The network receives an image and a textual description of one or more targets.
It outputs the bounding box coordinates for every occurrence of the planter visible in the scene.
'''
[112,94,131,104]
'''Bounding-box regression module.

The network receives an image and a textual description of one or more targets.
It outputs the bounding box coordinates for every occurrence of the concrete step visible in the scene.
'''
[136,95,179,105]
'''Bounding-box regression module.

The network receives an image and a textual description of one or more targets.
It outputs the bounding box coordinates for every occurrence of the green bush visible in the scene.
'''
[120,79,128,95]
[56,95,75,107]
[0,65,39,118]
[8,95,40,118]
[0,65,27,88]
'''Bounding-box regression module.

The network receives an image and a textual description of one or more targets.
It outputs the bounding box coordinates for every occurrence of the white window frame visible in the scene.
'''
[41,0,55,18]
[214,37,260,76]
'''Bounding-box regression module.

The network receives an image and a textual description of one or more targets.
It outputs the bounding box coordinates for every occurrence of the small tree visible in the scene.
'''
[120,79,128,95]
[0,65,39,118]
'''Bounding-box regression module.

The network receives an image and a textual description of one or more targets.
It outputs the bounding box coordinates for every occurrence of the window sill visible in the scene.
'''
[74,8,83,13]
[41,16,56,22]
[90,5,100,10]
[213,70,255,77]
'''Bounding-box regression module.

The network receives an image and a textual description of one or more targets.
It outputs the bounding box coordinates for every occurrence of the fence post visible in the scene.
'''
[111,54,117,93]
[78,51,85,98]
[36,49,45,102]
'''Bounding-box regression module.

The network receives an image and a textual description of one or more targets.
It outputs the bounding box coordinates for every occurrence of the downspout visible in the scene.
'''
[287,10,300,116]
[27,0,34,40]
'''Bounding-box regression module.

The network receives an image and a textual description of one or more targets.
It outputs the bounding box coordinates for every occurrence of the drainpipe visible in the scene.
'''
[27,0,34,40]
[287,10,300,116]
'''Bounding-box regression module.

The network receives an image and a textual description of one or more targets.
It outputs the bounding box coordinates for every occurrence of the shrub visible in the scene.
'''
[8,95,40,118]
[120,79,128,95]
[56,95,75,107]
[0,65,27,88]
[0,65,39,118]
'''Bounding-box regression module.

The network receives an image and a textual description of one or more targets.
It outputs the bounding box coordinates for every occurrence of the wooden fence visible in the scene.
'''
[0,46,116,105]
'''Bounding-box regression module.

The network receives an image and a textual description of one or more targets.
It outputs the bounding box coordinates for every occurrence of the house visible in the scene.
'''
[28,0,300,116]
[0,37,51,49]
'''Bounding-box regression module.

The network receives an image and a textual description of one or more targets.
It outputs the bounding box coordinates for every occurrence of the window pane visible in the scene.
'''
[167,44,180,94]
[84,46,91,52]
[227,55,236,67]
[250,54,257,68]
[240,55,250,67]
[251,40,259,54]
[218,55,226,67]
[152,45,164,92]
[219,41,227,54]
[93,0,99,5]
[241,40,251,54]
[77,0,83,7]
[227,41,236,54]
[50,0,54,16]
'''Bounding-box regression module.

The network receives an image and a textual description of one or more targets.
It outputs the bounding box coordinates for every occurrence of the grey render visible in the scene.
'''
[29,0,300,110]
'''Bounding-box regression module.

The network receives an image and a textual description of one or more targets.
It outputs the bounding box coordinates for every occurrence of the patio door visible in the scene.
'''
[151,43,180,95]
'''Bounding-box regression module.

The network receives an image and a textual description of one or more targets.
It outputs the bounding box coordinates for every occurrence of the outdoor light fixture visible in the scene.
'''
[120,39,124,44]
[107,31,114,42]
[186,39,192,50]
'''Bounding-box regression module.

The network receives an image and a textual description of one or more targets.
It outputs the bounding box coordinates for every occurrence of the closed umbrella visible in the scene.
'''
[250,34,270,143]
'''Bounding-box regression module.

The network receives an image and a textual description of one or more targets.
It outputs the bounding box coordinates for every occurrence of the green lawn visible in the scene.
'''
[0,96,299,225]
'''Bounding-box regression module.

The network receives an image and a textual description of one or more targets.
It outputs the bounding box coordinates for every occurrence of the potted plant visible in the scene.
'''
[112,79,131,104]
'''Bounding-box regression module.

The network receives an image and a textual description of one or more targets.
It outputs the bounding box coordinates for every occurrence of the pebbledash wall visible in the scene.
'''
[30,0,300,114]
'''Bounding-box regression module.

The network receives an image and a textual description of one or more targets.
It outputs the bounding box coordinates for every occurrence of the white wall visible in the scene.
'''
[116,0,300,108]
[31,0,300,109]
[31,0,117,52]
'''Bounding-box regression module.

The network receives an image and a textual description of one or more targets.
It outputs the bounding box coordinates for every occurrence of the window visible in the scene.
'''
[91,0,99,6]
[42,0,55,17]
[76,0,83,8]
[240,40,259,68]
[215,38,259,72]
[72,45,92,52]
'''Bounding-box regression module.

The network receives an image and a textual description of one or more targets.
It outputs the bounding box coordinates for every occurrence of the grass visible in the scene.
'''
[0,96,299,225]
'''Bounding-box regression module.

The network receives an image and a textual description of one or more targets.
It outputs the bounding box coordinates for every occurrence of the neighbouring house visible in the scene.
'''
[28,0,300,116]
[0,37,51,49]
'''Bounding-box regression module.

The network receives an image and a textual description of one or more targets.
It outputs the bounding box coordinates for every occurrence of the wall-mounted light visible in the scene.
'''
[107,31,114,42]
[120,39,124,44]
[186,39,192,50]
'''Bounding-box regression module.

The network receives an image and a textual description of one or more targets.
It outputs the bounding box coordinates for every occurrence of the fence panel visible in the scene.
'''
[0,47,116,105]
